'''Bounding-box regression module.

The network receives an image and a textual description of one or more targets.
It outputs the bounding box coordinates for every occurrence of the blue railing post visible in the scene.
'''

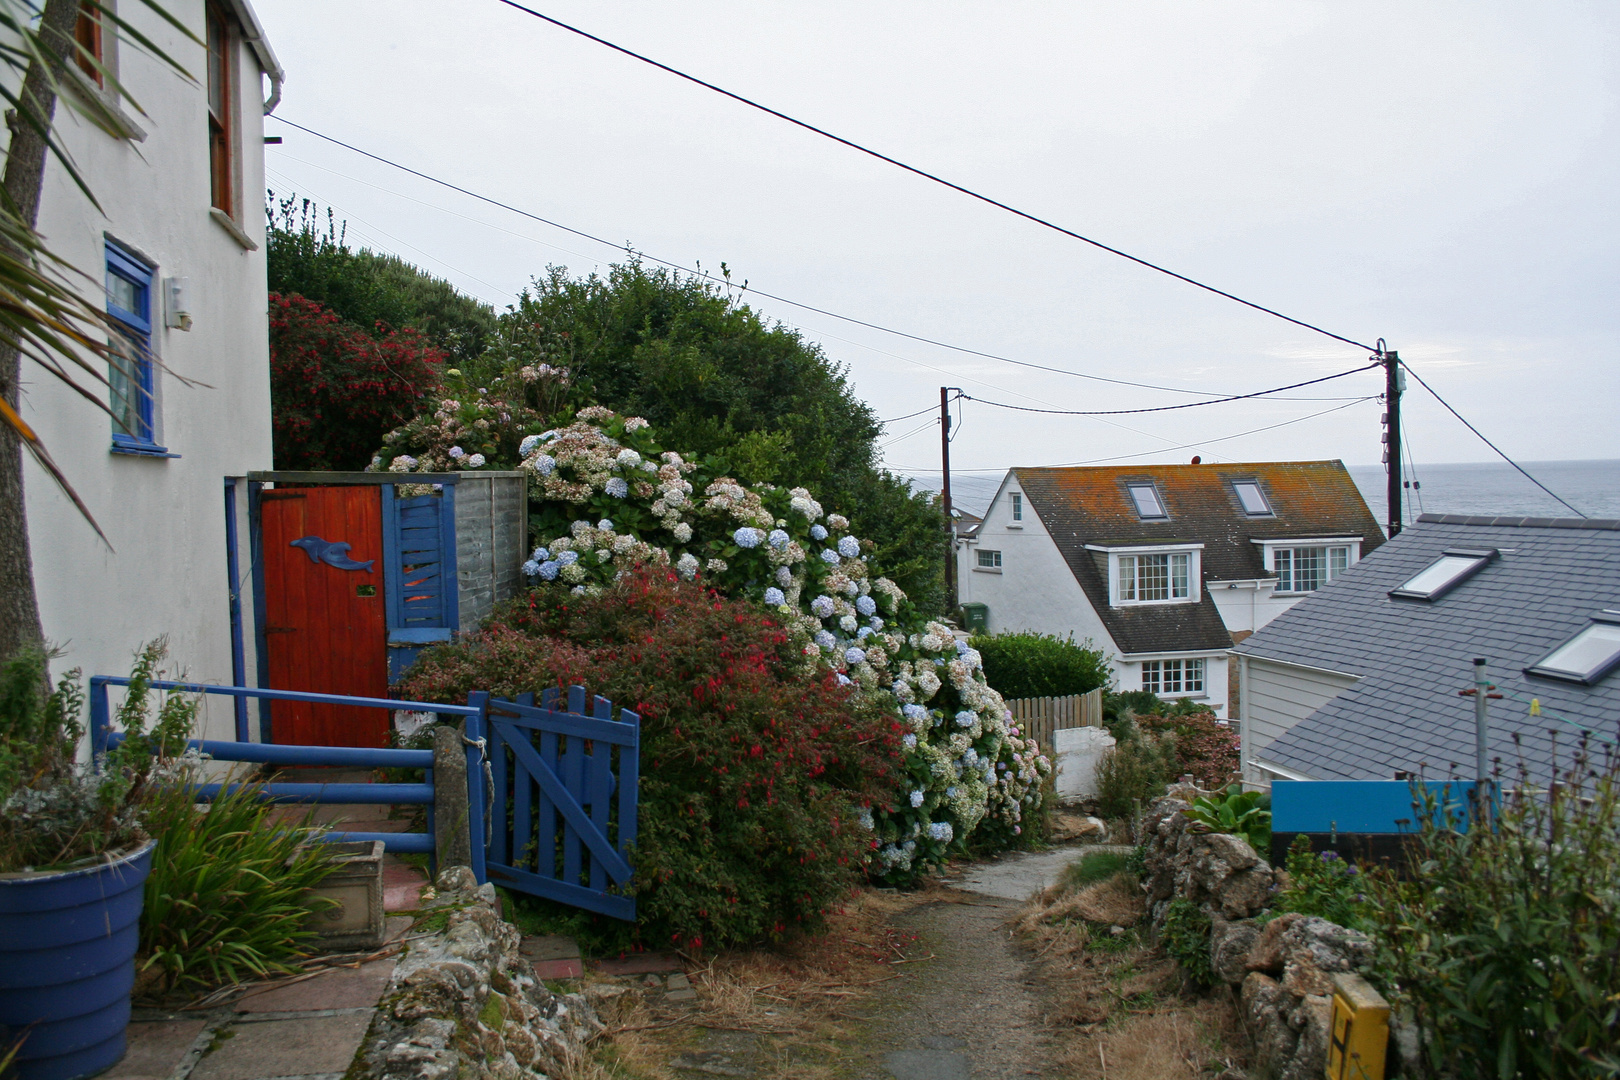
[89,677,111,759]
[465,691,490,885]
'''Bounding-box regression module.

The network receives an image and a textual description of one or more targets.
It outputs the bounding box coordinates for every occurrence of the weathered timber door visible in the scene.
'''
[260,486,390,746]
[477,687,640,920]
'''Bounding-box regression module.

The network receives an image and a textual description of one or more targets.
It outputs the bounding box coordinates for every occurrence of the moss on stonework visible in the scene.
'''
[479,990,508,1030]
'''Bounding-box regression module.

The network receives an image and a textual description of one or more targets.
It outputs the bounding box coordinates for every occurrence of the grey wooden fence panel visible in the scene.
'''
[1006,688,1104,754]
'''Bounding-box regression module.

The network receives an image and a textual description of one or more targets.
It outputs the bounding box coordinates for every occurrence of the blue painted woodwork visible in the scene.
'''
[469,686,640,921]
[381,485,460,680]
[0,838,155,1080]
[225,481,250,741]
[1271,780,1489,835]
[90,677,483,857]
[289,535,377,572]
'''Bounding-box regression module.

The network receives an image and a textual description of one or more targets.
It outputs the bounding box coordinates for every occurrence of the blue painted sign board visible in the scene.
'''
[1271,780,1487,835]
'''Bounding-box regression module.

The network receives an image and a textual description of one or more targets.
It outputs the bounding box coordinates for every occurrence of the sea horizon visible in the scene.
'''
[899,458,1620,523]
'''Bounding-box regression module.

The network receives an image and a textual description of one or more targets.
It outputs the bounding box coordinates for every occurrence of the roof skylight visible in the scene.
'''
[1232,480,1272,516]
[1525,612,1620,685]
[1126,482,1166,519]
[1388,548,1497,601]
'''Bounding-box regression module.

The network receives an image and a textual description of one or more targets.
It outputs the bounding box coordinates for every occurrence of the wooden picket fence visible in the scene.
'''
[1007,687,1104,753]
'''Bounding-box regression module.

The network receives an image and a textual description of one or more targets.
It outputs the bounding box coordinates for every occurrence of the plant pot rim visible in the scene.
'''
[0,836,156,883]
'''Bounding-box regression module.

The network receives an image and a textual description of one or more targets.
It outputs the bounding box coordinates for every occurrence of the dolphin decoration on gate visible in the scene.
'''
[290,535,376,573]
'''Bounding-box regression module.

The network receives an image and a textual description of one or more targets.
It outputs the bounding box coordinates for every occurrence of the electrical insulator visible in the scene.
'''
[1381,431,1390,443]
[1380,413,1388,425]
[1382,450,1389,463]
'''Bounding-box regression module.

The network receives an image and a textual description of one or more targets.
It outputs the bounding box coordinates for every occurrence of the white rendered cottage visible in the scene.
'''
[955,461,1384,717]
[13,1,282,739]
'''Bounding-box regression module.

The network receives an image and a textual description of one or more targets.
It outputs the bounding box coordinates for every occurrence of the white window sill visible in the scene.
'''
[1112,598,1196,607]
[64,69,148,142]
[972,567,1002,574]
[211,208,258,251]
[1006,523,1023,529]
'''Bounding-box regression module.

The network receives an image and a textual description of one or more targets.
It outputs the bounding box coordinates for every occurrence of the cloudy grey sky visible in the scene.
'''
[253,1,1618,490]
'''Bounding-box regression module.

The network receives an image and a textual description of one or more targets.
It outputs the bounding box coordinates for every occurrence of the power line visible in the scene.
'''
[494,0,1378,355]
[267,117,1358,400]
[1400,362,1586,518]
[894,396,1373,472]
[880,401,952,425]
[960,364,1376,417]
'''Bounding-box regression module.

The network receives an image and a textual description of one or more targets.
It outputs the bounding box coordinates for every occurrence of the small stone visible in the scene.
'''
[1210,917,1261,986]
[1109,925,1125,936]
[1245,912,1302,973]
[643,974,664,989]
[667,972,692,991]
[666,987,699,1003]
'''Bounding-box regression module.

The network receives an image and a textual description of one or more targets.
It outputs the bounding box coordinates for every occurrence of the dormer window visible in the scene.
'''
[1119,552,1189,602]
[1525,611,1620,685]
[1389,549,1496,601]
[1232,480,1272,516]
[1127,482,1166,520]
[1010,493,1022,522]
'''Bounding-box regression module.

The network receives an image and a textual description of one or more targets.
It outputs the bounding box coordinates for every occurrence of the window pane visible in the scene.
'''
[1186,659,1204,692]
[1128,484,1165,518]
[978,550,1001,568]
[1163,659,1182,693]
[1330,547,1348,579]
[1233,481,1271,515]
[1142,661,1159,693]
[1395,555,1483,598]
[1535,623,1620,680]
[109,336,151,440]
[1119,556,1135,601]
[1171,553,1189,598]
[1274,548,1292,591]
[1011,493,1022,521]
[1139,554,1169,601]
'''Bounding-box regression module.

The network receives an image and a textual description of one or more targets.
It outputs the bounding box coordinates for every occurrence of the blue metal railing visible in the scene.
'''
[90,677,487,857]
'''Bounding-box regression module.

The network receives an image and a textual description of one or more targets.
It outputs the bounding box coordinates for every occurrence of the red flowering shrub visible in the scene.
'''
[399,570,902,951]
[269,292,444,470]
[1137,707,1241,789]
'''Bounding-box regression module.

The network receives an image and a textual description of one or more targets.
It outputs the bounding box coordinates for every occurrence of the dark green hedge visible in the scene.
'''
[968,632,1110,700]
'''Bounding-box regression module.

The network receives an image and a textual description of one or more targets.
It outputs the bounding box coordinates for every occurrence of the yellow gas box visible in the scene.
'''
[1326,972,1390,1080]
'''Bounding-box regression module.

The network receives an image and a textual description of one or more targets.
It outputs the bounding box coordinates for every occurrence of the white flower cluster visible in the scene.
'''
[498,407,1051,879]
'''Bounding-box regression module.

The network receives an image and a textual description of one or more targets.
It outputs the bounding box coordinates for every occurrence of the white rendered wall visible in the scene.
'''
[1209,582,1310,636]
[12,3,272,741]
[956,476,1121,661]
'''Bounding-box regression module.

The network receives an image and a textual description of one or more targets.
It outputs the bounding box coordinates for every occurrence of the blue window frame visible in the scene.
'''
[105,241,174,456]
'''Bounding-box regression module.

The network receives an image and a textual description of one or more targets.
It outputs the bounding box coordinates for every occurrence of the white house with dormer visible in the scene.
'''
[955,461,1384,717]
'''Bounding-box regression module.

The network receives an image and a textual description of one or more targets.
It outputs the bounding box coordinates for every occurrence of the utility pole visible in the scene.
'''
[1459,657,1502,824]
[1382,345,1404,538]
[940,387,956,611]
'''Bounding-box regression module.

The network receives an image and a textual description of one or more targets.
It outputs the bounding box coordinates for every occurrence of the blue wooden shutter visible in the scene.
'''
[382,484,460,681]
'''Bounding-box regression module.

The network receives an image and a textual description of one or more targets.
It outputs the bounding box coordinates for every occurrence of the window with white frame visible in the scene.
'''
[977,549,1002,569]
[1273,545,1350,593]
[1010,492,1022,522]
[1118,552,1190,602]
[1142,658,1204,695]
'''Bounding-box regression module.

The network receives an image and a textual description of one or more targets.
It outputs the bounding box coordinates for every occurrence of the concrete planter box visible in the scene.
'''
[302,840,385,950]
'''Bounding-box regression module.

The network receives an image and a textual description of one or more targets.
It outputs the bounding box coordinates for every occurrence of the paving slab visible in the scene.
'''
[519,934,581,962]
[594,952,684,976]
[382,862,427,912]
[102,1018,210,1080]
[190,1013,373,1080]
[233,958,396,1014]
[883,1049,970,1080]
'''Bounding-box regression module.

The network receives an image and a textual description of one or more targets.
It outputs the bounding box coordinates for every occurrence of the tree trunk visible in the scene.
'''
[0,0,83,664]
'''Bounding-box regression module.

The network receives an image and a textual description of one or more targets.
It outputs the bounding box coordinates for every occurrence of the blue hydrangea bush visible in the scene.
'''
[381,404,1051,881]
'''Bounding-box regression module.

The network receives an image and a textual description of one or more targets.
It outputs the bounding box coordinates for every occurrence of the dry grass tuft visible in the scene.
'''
[1057,1009,1241,1080]
[1019,872,1144,938]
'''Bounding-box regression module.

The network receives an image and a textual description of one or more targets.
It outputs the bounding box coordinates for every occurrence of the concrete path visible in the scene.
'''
[949,843,1132,902]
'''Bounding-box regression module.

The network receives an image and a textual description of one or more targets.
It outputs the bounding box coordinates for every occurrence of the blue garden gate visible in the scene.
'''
[468,687,640,921]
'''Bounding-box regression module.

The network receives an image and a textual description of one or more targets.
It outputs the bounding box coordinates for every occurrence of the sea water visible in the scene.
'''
[1347,460,1620,522]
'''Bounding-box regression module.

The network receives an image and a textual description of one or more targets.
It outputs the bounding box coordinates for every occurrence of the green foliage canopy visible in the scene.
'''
[968,631,1110,699]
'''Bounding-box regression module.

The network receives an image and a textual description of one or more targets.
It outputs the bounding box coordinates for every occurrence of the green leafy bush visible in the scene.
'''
[1271,834,1368,931]
[139,781,335,996]
[1136,708,1241,789]
[1093,726,1178,819]
[1160,898,1216,988]
[967,632,1110,700]
[1101,689,1162,741]
[1,642,193,872]
[401,570,902,951]
[1363,747,1620,1078]
[1183,784,1271,854]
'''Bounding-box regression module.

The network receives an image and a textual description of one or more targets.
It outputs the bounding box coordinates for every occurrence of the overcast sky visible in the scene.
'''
[252,1,1618,487]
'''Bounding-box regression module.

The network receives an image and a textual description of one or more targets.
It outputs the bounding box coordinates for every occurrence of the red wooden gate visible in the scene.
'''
[260,486,391,746]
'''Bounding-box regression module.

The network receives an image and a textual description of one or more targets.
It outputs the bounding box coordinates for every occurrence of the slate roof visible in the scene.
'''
[1234,514,1620,785]
[1016,461,1384,656]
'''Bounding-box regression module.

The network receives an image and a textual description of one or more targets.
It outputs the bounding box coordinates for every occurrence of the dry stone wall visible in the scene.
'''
[357,867,603,1080]
[1138,796,1382,1080]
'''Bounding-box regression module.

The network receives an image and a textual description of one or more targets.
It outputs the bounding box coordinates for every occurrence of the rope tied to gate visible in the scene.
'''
[463,732,495,847]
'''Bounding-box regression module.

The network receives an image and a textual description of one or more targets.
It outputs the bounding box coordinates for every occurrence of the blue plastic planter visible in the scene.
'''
[0,839,156,1080]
